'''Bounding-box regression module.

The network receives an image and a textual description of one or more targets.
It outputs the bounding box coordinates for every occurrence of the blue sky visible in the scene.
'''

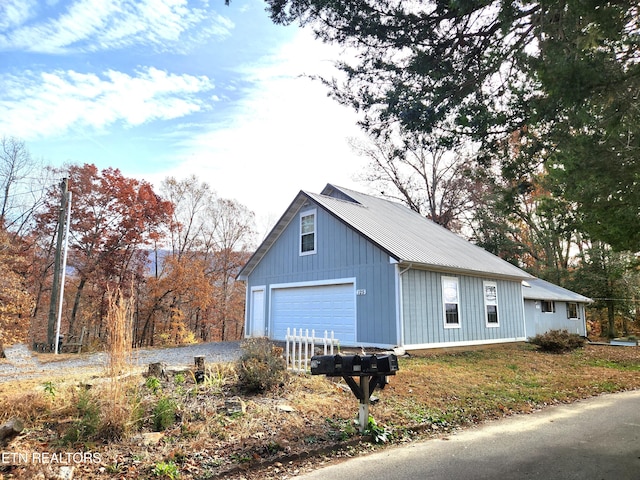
[0,0,367,235]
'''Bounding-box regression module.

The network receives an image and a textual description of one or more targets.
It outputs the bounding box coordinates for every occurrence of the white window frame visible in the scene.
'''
[442,276,460,329]
[299,209,317,256]
[483,281,499,327]
[567,302,579,319]
[541,300,555,313]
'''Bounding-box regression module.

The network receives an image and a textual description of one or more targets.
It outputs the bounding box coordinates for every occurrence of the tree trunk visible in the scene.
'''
[0,418,24,447]
[607,300,616,339]
[70,276,88,337]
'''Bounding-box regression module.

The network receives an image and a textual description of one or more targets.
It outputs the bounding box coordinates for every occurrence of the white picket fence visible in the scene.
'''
[285,328,340,373]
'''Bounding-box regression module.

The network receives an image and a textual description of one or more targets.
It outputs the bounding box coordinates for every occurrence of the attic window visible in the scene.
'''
[300,209,316,255]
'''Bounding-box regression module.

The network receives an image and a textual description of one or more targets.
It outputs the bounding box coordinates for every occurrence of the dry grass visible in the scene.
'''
[105,287,133,377]
[100,287,136,441]
[0,343,638,479]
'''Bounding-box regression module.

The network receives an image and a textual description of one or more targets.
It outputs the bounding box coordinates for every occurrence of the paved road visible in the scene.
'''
[0,341,242,383]
[294,390,640,480]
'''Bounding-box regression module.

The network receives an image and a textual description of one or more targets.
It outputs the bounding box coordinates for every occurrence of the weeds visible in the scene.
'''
[1,343,638,479]
[42,381,56,400]
[237,337,287,393]
[365,415,392,443]
[146,376,162,395]
[153,460,180,479]
[201,364,234,393]
[62,388,101,445]
[153,397,177,432]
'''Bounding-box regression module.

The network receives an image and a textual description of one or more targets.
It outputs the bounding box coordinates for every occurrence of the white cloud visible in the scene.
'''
[0,0,234,53]
[0,0,36,30]
[0,67,215,138]
[151,29,368,230]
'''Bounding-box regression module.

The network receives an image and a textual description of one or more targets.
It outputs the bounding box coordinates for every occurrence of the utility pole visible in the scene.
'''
[47,178,68,349]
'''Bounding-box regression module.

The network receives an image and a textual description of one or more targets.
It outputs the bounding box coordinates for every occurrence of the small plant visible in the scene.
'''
[237,337,287,393]
[105,462,123,474]
[201,364,232,393]
[230,453,251,464]
[153,460,180,479]
[174,373,185,385]
[146,376,162,395]
[42,381,57,399]
[364,415,392,444]
[326,417,357,440]
[529,329,585,353]
[152,397,177,431]
[62,388,101,444]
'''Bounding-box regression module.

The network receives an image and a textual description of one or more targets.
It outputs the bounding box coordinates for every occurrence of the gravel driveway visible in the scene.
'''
[0,341,242,383]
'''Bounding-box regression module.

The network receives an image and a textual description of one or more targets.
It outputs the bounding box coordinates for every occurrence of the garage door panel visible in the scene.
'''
[271,284,356,343]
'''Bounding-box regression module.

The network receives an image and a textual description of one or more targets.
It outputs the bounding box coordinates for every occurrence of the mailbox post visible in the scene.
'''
[310,353,399,433]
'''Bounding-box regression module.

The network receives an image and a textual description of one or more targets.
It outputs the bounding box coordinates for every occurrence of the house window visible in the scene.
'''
[442,277,460,328]
[484,281,499,326]
[567,302,578,319]
[541,300,555,313]
[300,210,316,255]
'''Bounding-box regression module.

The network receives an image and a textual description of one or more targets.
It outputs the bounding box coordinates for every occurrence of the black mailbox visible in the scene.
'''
[310,354,343,375]
[311,353,398,376]
[310,352,400,434]
[375,354,399,374]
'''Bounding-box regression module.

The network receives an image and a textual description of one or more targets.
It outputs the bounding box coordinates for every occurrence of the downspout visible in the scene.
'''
[520,281,528,342]
[396,263,412,349]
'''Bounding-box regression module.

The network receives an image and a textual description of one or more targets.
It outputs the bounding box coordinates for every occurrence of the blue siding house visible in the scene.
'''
[522,278,591,338]
[238,184,536,350]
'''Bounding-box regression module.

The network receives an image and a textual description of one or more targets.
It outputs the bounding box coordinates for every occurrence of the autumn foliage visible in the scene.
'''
[2,163,254,352]
[0,228,33,351]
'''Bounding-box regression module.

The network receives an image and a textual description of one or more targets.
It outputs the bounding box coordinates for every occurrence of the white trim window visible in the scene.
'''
[541,300,555,313]
[300,209,316,255]
[442,276,460,328]
[484,281,499,327]
[567,302,579,319]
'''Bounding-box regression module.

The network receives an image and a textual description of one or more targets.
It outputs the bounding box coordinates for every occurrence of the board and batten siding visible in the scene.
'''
[401,269,526,348]
[245,203,398,346]
[524,300,587,338]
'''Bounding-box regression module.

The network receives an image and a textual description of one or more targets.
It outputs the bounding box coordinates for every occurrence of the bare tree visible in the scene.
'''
[0,136,42,234]
[352,131,477,232]
[160,175,216,260]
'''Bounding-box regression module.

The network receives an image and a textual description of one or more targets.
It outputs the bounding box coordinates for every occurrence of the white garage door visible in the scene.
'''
[271,283,356,344]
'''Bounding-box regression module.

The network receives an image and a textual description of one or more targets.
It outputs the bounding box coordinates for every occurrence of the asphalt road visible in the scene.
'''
[294,389,640,480]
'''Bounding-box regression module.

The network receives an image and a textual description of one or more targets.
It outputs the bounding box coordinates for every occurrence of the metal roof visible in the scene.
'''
[522,278,593,303]
[238,184,533,281]
[310,184,533,280]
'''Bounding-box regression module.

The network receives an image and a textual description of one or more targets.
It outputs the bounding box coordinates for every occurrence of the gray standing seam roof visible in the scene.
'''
[309,184,532,280]
[522,278,593,303]
[237,184,534,281]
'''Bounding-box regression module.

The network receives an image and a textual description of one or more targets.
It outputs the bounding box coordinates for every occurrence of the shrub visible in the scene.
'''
[153,397,177,431]
[237,337,287,393]
[529,329,585,353]
[62,388,101,444]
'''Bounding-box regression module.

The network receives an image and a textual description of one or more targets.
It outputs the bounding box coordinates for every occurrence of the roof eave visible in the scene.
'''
[237,191,314,281]
[397,261,533,281]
